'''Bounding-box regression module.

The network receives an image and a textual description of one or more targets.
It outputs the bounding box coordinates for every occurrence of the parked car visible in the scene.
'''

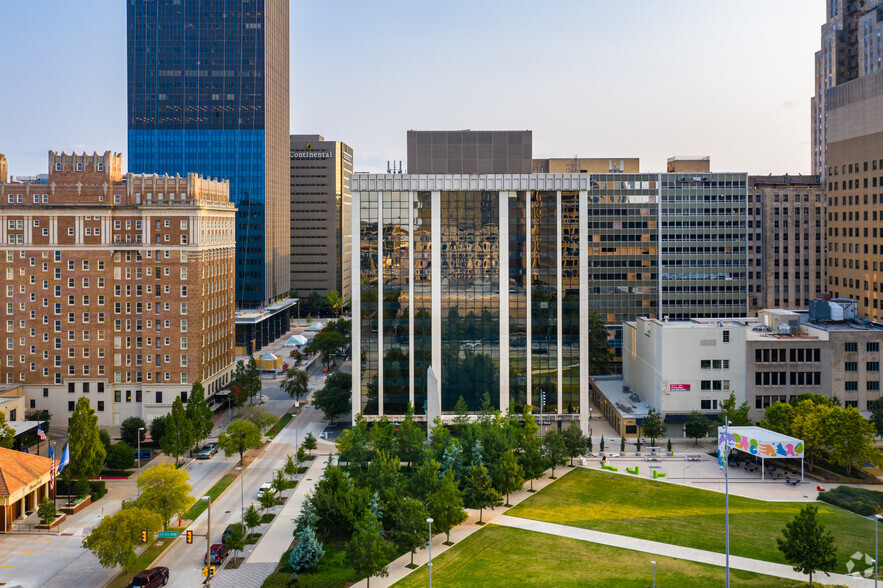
[204,544,229,565]
[255,482,274,499]
[196,444,217,459]
[127,566,169,588]
[222,524,235,542]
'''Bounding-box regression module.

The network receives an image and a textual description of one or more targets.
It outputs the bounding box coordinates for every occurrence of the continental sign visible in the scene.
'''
[290,150,331,159]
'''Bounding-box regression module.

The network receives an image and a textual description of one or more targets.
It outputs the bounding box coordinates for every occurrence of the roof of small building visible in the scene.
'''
[0,447,51,496]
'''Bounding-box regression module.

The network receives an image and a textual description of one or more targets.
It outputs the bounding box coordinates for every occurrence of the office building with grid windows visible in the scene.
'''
[127,0,290,307]
[0,151,236,429]
[351,170,748,429]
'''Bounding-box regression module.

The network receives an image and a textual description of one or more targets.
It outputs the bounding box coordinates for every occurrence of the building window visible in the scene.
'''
[869,362,880,372]
[845,381,859,391]
[114,390,121,402]
[701,380,711,390]
[845,342,858,352]
[868,381,880,391]
[722,331,730,343]
[156,391,163,404]
[701,400,712,410]
[845,362,858,371]
[67,382,75,393]
[868,342,880,352]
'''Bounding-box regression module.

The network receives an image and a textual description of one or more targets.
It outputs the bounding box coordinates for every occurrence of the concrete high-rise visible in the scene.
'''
[127,0,290,307]
[289,135,353,303]
[812,0,883,178]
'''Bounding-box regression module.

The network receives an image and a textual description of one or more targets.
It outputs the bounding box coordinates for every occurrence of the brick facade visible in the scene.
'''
[0,151,236,428]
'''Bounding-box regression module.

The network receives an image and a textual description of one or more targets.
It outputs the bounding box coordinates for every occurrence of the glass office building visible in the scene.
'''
[127,0,290,307]
[352,173,748,429]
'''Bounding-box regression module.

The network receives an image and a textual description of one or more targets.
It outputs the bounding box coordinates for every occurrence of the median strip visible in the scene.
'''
[182,473,238,522]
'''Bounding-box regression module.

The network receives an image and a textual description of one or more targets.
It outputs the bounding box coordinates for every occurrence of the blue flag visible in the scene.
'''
[57,444,70,475]
[24,445,29,454]
[48,445,54,459]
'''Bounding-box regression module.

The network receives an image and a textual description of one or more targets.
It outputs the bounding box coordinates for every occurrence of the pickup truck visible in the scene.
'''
[127,566,169,587]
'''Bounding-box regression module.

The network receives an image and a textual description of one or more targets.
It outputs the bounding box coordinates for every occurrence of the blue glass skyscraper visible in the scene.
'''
[127,0,290,307]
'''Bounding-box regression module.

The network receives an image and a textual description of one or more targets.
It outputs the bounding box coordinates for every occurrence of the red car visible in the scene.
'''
[127,566,169,587]
[204,543,230,565]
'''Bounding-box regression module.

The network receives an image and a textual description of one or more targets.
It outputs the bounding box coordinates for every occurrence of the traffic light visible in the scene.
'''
[186,530,193,544]
[140,529,148,543]
[203,566,216,577]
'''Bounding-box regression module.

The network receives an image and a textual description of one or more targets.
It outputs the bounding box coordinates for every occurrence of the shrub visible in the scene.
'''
[106,441,134,471]
[38,497,57,524]
[818,485,883,516]
[260,572,291,588]
[74,478,91,499]
[89,480,107,502]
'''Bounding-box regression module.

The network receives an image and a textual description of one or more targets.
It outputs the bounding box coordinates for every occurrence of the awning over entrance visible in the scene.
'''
[718,425,805,481]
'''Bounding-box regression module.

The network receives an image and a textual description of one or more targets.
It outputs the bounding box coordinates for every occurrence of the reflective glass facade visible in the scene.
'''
[127,0,290,306]
[352,173,747,425]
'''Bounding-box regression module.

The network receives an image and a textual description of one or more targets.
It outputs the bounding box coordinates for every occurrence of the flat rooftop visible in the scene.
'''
[593,376,650,419]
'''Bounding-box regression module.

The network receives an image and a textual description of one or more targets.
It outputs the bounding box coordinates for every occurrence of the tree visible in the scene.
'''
[243,504,261,540]
[296,445,309,466]
[284,454,299,480]
[640,408,666,447]
[99,429,112,454]
[160,397,193,465]
[452,395,470,437]
[429,416,453,460]
[223,521,247,560]
[259,488,277,514]
[684,411,709,445]
[791,400,832,472]
[309,330,348,369]
[303,431,318,453]
[218,420,263,465]
[106,441,135,472]
[410,458,442,502]
[149,415,167,445]
[519,415,546,491]
[312,371,351,423]
[132,462,195,528]
[426,470,467,544]
[241,405,277,434]
[326,290,344,317]
[589,310,612,375]
[760,401,795,435]
[119,417,147,448]
[542,430,567,478]
[38,496,57,525]
[272,468,288,496]
[777,505,837,587]
[562,421,586,466]
[827,406,880,475]
[310,464,369,537]
[493,449,524,506]
[281,367,310,401]
[870,397,883,438]
[25,409,51,435]
[231,358,262,406]
[387,496,430,566]
[463,463,502,523]
[68,397,106,478]
[0,413,18,449]
[347,511,394,588]
[718,392,751,427]
[82,507,163,571]
[289,524,325,573]
[185,382,214,449]
[398,403,425,467]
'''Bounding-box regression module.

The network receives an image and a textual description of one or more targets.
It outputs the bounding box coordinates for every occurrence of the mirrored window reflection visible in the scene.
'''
[382,192,410,415]
[440,191,500,412]
[360,191,379,414]
[562,191,580,413]
[531,191,557,413]
[509,191,527,409]
[413,192,432,415]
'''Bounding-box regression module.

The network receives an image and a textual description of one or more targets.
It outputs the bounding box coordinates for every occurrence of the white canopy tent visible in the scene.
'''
[717,425,805,481]
[305,321,324,332]
[283,334,309,347]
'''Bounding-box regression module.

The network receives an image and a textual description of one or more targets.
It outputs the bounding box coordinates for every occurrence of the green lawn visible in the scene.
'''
[393,525,803,588]
[269,411,295,438]
[507,468,875,571]
[183,473,238,521]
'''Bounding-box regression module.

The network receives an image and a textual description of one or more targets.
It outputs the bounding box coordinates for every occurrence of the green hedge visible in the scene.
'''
[261,573,291,588]
[89,480,107,502]
[818,485,883,516]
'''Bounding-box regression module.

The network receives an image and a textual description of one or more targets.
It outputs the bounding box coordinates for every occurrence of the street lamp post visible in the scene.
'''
[875,514,882,588]
[136,427,145,496]
[650,560,656,588]
[235,466,245,536]
[202,496,212,578]
[723,420,732,588]
[427,517,434,588]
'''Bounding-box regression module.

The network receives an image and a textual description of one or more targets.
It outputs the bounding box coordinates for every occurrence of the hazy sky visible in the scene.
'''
[0,1,825,176]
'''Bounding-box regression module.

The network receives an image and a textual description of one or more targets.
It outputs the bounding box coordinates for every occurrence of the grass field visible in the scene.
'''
[507,468,875,571]
[182,473,238,521]
[393,525,803,588]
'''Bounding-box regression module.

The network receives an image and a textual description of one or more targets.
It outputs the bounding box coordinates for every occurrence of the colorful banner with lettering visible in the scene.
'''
[717,426,804,459]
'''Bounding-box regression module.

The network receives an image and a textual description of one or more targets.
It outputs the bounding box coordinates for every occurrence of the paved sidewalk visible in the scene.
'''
[492,514,872,587]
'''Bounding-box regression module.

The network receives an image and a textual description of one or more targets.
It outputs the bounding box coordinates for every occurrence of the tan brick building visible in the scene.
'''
[748,175,827,311]
[0,151,236,428]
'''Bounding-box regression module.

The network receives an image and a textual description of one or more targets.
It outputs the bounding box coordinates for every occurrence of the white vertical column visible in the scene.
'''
[50,216,57,245]
[143,216,151,245]
[525,191,532,408]
[25,216,31,245]
[351,187,361,424]
[499,191,510,415]
[377,191,384,416]
[76,216,82,244]
[579,189,589,434]
[408,192,415,410]
[556,190,563,418]
[431,190,442,412]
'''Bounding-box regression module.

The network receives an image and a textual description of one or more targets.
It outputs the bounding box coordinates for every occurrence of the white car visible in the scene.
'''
[255,482,274,499]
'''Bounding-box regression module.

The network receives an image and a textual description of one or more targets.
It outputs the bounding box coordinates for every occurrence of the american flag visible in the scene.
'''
[49,446,56,490]
[37,425,48,441]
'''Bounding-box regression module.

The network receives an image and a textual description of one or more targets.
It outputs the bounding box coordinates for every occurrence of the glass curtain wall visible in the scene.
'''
[382,192,410,414]
[530,191,557,413]
[509,191,528,411]
[413,192,432,415]
[440,191,500,411]
[360,191,379,414]
[562,191,580,413]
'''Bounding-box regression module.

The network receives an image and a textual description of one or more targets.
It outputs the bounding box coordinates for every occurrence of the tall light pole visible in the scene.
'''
[202,496,212,578]
[723,420,732,588]
[426,517,433,588]
[235,465,245,535]
[876,514,881,588]
[650,560,656,588]
[136,427,145,496]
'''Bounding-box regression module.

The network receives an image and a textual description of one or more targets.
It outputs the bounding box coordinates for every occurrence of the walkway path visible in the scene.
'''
[492,515,871,588]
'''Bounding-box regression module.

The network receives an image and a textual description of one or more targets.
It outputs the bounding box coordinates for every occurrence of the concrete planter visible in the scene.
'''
[35,513,67,530]
[60,496,91,515]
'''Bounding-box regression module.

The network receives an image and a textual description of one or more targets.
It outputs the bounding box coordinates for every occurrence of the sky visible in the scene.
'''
[0,0,825,176]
